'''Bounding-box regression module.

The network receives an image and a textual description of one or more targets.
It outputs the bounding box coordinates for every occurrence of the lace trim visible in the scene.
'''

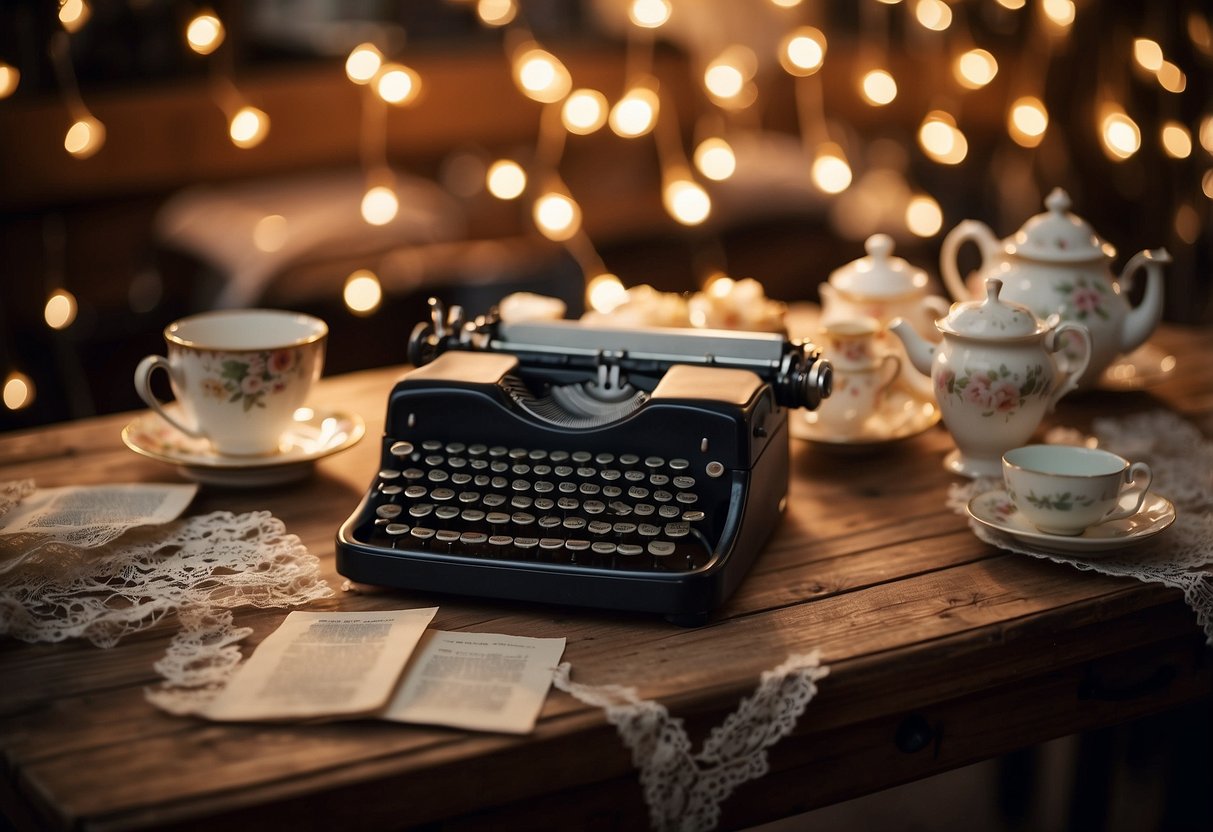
[949,410,1213,643]
[553,652,829,832]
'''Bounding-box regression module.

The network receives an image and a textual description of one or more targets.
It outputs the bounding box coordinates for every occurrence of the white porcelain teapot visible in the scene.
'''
[890,277,1092,478]
[820,233,949,336]
[940,188,1169,390]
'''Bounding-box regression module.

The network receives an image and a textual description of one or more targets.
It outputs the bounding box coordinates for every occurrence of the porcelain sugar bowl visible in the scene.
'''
[820,233,949,337]
[940,188,1169,390]
[890,277,1092,478]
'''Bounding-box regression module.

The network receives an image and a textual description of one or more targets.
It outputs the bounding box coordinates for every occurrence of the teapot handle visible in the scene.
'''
[1044,322,1092,412]
[940,220,999,302]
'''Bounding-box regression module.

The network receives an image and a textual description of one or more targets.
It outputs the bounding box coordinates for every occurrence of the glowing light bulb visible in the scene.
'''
[513,47,571,104]
[361,185,399,225]
[861,70,897,105]
[629,0,671,28]
[186,11,224,55]
[1101,109,1141,160]
[44,289,78,330]
[769,0,802,7]
[477,0,516,26]
[3,371,34,411]
[694,137,736,181]
[663,178,711,226]
[344,269,383,315]
[915,0,953,31]
[229,106,268,148]
[562,89,608,135]
[1200,115,1213,154]
[906,194,943,237]
[588,273,628,313]
[486,159,527,199]
[345,43,383,85]
[1156,61,1186,93]
[919,111,968,164]
[253,214,289,252]
[1162,121,1192,159]
[955,49,998,89]
[1042,0,1075,28]
[376,64,421,106]
[533,193,581,241]
[1202,169,1213,200]
[58,0,90,33]
[0,62,18,99]
[780,27,827,76]
[1174,202,1200,244]
[705,61,745,100]
[609,85,659,138]
[997,0,1025,8]
[64,116,104,158]
[811,144,852,194]
[1009,96,1048,147]
[1133,38,1164,72]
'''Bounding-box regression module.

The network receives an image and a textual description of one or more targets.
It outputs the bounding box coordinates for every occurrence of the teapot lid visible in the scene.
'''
[828,233,930,299]
[1005,188,1117,262]
[939,277,1048,338]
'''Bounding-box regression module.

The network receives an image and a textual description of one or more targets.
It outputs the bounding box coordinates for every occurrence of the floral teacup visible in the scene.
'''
[134,309,327,456]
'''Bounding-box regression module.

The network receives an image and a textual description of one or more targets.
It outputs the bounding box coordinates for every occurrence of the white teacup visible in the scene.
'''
[1002,445,1153,536]
[134,309,327,456]
[811,354,900,437]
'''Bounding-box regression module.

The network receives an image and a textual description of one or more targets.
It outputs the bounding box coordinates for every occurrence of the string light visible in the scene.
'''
[860,70,897,106]
[662,175,711,226]
[1133,38,1164,72]
[186,10,224,56]
[919,111,968,164]
[44,289,78,330]
[1009,96,1048,147]
[64,115,105,158]
[561,89,608,135]
[487,159,527,199]
[1156,61,1186,93]
[1202,169,1213,199]
[997,0,1026,8]
[533,191,581,241]
[587,273,628,313]
[3,371,34,411]
[253,214,289,252]
[629,0,672,29]
[1200,115,1213,154]
[1161,121,1193,159]
[1100,107,1141,160]
[769,0,803,7]
[1174,202,1200,243]
[779,27,827,76]
[58,0,90,33]
[915,0,953,32]
[693,137,736,181]
[228,105,269,148]
[1042,0,1076,28]
[343,269,383,315]
[477,0,516,27]
[811,143,852,194]
[609,83,659,138]
[906,194,944,237]
[512,47,571,105]
[0,61,21,99]
[361,184,399,225]
[703,46,757,108]
[345,43,383,85]
[954,49,998,89]
[375,63,422,106]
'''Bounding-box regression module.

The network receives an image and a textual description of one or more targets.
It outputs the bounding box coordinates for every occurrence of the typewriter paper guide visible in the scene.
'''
[651,366,764,406]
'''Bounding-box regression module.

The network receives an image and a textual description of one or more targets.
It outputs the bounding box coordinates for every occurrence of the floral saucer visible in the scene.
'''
[1098,342,1177,391]
[122,407,365,487]
[966,488,1176,554]
[791,388,941,449]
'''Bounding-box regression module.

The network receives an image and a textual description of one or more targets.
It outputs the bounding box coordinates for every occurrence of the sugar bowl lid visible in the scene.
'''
[939,277,1047,338]
[828,233,930,299]
[1004,188,1117,262]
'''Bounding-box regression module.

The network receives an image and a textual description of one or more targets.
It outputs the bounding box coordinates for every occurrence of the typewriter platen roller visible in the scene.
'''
[336,299,831,625]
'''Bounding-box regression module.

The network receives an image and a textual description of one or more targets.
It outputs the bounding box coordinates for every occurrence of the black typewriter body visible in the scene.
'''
[336,301,831,625]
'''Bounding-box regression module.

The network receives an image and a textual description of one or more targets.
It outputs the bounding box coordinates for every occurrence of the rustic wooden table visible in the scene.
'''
[2,324,1211,831]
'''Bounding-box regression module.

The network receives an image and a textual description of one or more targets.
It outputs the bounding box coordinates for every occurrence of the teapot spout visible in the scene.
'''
[888,318,935,376]
[1119,248,1170,354]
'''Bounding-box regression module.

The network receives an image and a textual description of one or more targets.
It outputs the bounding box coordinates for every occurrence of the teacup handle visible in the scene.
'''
[1044,322,1092,412]
[1102,462,1153,523]
[134,355,204,439]
[876,353,901,395]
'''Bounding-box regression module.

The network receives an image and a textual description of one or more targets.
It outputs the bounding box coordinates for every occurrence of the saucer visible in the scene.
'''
[122,407,365,487]
[791,389,941,449]
[966,488,1176,554]
[1098,342,1177,391]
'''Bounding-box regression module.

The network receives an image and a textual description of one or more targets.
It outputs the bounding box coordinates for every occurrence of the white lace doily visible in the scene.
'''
[948,410,1213,643]
[553,652,830,832]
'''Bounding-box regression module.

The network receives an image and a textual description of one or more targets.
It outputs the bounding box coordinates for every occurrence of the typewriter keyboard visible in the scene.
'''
[354,439,721,572]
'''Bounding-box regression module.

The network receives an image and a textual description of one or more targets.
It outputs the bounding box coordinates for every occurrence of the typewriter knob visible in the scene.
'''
[777,346,833,410]
[408,321,439,367]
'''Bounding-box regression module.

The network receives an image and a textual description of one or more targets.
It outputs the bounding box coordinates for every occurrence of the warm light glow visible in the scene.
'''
[0,62,18,99]
[1042,0,1075,28]
[629,0,671,28]
[811,144,852,194]
[915,0,953,32]
[705,61,745,100]
[906,194,944,237]
[609,85,659,138]
[345,43,383,84]
[533,192,581,241]
[1162,121,1193,159]
[477,0,516,26]
[344,269,383,315]
[64,116,104,158]
[376,64,421,105]
[1101,109,1141,160]
[588,273,628,313]
[229,106,269,148]
[3,371,33,411]
[1202,169,1213,199]
[1156,60,1186,93]
[58,0,90,33]
[663,178,711,226]
[253,214,289,252]
[860,70,897,105]
[361,185,399,225]
[1133,38,1164,72]
[1191,13,1213,56]
[1201,115,1213,154]
[512,47,571,104]
[706,273,735,297]
[955,49,998,89]
[769,0,803,7]
[1009,96,1048,147]
[780,27,826,76]
[486,159,527,199]
[562,89,608,134]
[44,289,78,330]
[1174,202,1201,244]
[694,137,736,181]
[919,111,968,164]
[186,11,224,55]
[997,0,1025,7]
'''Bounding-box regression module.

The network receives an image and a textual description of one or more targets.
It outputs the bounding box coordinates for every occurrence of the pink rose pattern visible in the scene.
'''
[939,363,1047,419]
[200,349,304,412]
[1052,274,1110,322]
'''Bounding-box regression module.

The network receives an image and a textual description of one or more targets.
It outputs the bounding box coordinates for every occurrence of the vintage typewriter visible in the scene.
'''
[336,299,831,625]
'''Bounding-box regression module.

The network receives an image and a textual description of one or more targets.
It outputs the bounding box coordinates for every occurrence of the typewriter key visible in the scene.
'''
[664,522,690,538]
[389,441,414,458]
[617,543,643,557]
[450,473,472,485]
[634,503,656,517]
[384,523,409,545]
[422,440,443,451]
[669,458,690,470]
[508,447,528,459]
[549,450,570,462]
[538,515,561,529]
[404,485,427,499]
[650,474,669,486]
[410,527,436,541]
[608,501,632,516]
[484,493,506,507]
[644,456,664,469]
[458,490,480,503]
[602,485,623,498]
[379,483,403,496]
[613,521,638,536]
[673,476,696,489]
[534,481,555,493]
[528,449,548,461]
[511,495,534,509]
[435,529,461,545]
[427,470,449,483]
[539,537,564,550]
[594,452,614,465]
[376,504,403,520]
[676,492,698,505]
[619,453,640,466]
[654,490,674,503]
[572,451,592,463]
[592,542,617,555]
[408,503,434,519]
[682,510,706,522]
[511,512,536,526]
[556,496,579,511]
[403,468,425,480]
[583,500,606,514]
[434,505,460,521]
[491,461,509,474]
[534,497,555,511]
[638,523,660,537]
[379,468,401,480]
[486,511,511,526]
[562,516,587,531]
[424,454,444,467]
[431,488,455,501]
[467,444,488,457]
[445,442,466,454]
[488,534,513,547]
[658,505,680,519]
[461,509,486,523]
[648,540,676,557]
[447,456,467,469]
[587,520,612,535]
[460,531,488,545]
[515,536,539,550]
